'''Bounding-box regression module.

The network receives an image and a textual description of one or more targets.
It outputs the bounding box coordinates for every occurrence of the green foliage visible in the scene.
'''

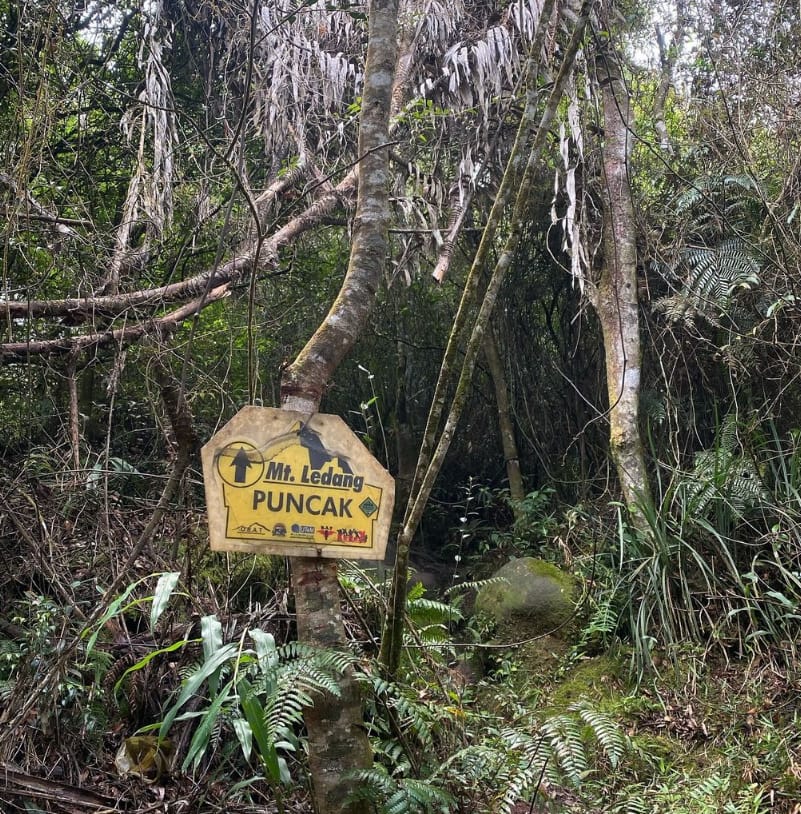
[612,773,767,814]
[83,572,184,658]
[367,675,437,766]
[435,703,628,813]
[2,592,112,741]
[594,416,801,672]
[85,456,143,493]
[679,413,770,525]
[148,617,350,785]
[406,581,463,644]
[655,239,761,324]
[359,650,629,814]
[510,487,557,542]
[453,479,558,564]
[577,584,623,654]
[83,574,354,792]
[346,766,455,814]
[674,174,761,218]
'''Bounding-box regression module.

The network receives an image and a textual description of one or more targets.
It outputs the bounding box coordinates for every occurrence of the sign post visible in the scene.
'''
[202,407,394,560]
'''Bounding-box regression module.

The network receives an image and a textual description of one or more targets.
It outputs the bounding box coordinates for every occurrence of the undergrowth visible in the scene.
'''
[4,421,801,812]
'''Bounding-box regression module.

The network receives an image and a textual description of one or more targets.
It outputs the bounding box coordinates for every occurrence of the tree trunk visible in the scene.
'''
[591,43,653,521]
[484,327,525,514]
[278,1,399,811]
[392,338,417,517]
[379,0,592,677]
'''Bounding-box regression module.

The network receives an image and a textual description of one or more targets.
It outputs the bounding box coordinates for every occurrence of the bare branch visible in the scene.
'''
[0,172,82,240]
[653,0,687,155]
[0,167,359,325]
[0,285,230,362]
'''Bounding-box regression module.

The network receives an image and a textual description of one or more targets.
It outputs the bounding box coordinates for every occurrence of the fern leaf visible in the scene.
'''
[573,703,628,768]
[540,713,588,785]
[657,239,761,322]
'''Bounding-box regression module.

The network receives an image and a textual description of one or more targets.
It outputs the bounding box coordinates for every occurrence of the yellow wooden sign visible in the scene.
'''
[201,407,395,559]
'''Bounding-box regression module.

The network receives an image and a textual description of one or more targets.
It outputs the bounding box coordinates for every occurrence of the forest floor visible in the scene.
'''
[531,647,801,813]
[1,486,800,812]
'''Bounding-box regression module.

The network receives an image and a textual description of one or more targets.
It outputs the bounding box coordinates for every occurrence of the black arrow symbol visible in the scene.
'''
[231,447,252,483]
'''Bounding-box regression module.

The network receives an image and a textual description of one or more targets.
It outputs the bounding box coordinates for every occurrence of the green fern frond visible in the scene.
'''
[385,778,454,814]
[718,413,739,452]
[687,240,759,304]
[346,765,396,799]
[579,593,621,650]
[374,739,413,776]
[0,679,15,701]
[391,698,435,753]
[681,426,770,519]
[611,789,649,814]
[497,776,542,814]
[540,713,588,785]
[675,174,759,214]
[405,596,462,644]
[406,596,463,624]
[656,239,761,323]
[443,575,508,597]
[367,675,437,754]
[277,641,356,674]
[280,660,343,697]
[436,742,508,783]
[573,703,628,769]
[345,766,453,814]
[690,771,730,801]
[263,685,314,736]
[435,705,627,811]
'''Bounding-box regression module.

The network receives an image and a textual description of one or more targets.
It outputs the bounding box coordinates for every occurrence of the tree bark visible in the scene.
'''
[484,327,525,513]
[591,42,653,521]
[278,1,399,811]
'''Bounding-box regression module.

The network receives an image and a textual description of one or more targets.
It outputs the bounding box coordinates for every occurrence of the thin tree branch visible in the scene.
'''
[0,285,230,362]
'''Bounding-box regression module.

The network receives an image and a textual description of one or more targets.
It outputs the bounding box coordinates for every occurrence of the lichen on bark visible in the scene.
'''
[591,37,653,523]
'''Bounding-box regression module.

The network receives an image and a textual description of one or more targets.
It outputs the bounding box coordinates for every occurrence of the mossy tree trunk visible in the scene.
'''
[278,1,399,811]
[590,38,653,523]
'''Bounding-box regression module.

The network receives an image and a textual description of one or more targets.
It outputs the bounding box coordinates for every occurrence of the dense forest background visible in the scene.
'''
[2,0,801,811]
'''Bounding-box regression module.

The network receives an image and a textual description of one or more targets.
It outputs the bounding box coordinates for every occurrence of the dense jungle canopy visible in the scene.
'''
[2,0,801,811]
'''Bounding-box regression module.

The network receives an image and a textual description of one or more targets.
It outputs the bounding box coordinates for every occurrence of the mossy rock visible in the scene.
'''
[475,557,577,642]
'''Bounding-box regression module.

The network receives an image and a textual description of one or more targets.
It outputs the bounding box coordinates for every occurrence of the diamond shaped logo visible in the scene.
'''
[359,497,378,517]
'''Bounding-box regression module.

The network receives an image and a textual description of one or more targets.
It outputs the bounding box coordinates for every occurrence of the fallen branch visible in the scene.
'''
[0,285,230,362]
[0,170,358,329]
[0,762,115,810]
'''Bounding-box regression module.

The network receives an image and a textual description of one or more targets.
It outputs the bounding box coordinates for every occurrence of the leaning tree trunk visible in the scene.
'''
[591,42,653,522]
[379,0,592,677]
[278,1,399,811]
